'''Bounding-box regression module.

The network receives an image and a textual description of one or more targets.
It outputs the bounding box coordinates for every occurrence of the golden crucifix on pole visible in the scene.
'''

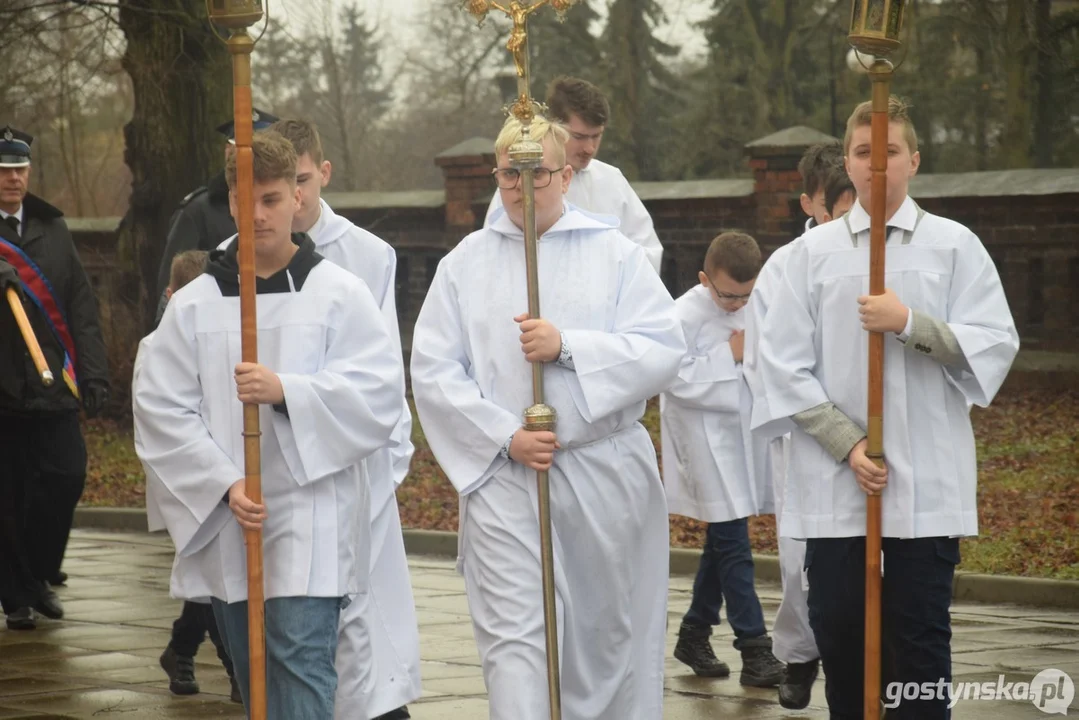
[463,2,577,719]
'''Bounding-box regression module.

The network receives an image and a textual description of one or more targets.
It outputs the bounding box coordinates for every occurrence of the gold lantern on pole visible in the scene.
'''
[847,2,907,720]
[206,1,268,718]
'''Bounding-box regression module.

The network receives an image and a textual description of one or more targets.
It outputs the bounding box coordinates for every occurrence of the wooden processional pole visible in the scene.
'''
[847,2,909,718]
[207,1,267,718]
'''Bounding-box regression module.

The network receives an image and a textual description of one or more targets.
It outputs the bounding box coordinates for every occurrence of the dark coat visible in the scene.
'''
[155,171,236,300]
[0,193,109,414]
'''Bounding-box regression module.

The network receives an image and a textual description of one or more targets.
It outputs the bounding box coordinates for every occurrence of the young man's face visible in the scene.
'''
[0,165,30,213]
[228,177,301,256]
[562,113,604,172]
[824,189,856,224]
[293,152,331,232]
[699,268,755,313]
[496,135,573,234]
[845,121,920,212]
[799,189,829,227]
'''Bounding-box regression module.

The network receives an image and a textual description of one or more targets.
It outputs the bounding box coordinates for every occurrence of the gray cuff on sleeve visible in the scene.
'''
[556,331,575,370]
[902,310,969,370]
[792,402,867,463]
[500,433,514,460]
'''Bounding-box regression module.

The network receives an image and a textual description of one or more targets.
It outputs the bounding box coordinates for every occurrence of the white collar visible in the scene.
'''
[847,195,917,235]
[0,205,24,227]
[489,200,617,238]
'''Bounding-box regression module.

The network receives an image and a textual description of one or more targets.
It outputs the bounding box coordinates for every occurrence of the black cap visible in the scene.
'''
[215,108,279,144]
[0,126,32,168]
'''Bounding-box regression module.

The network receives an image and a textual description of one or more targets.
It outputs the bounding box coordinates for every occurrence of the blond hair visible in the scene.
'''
[168,250,209,292]
[495,115,569,168]
[844,95,918,154]
[225,130,298,190]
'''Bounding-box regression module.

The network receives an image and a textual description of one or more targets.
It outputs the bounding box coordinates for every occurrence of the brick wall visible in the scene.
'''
[69,129,1079,370]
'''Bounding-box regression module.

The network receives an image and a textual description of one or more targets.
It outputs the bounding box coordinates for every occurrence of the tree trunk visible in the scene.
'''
[117,0,232,331]
[1032,0,1054,168]
[998,0,1032,168]
[974,43,989,171]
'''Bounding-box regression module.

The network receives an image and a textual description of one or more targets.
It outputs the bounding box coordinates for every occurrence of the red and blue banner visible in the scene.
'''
[0,237,80,399]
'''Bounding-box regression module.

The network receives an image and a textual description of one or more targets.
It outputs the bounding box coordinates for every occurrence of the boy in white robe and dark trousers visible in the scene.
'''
[754,96,1019,719]
[410,114,686,720]
[743,142,854,710]
[134,131,404,719]
[662,232,786,689]
[260,119,420,720]
[485,76,664,275]
[135,251,240,703]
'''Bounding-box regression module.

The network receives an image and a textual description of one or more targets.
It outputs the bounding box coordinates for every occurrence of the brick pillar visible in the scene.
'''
[744,126,839,252]
[435,137,496,237]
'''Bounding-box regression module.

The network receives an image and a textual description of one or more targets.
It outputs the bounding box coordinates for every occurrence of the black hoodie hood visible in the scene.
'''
[205,232,323,296]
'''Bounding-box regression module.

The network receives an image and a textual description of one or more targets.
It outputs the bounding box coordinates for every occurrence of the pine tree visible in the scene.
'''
[600,0,679,180]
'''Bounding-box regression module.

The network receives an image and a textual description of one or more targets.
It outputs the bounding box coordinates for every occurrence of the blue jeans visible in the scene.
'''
[683,518,767,649]
[805,536,959,720]
[212,596,345,720]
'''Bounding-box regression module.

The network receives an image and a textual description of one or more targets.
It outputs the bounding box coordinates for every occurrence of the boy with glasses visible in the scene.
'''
[485,76,663,274]
[661,232,786,688]
[411,113,685,720]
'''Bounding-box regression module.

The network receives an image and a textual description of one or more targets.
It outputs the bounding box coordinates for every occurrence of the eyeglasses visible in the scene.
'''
[706,275,751,304]
[491,166,566,190]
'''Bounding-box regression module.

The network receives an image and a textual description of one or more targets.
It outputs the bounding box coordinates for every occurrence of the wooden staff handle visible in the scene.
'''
[6,287,54,387]
[226,31,267,720]
[864,61,893,720]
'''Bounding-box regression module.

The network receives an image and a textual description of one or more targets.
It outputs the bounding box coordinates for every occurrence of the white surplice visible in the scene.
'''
[754,197,1019,540]
[742,232,817,664]
[660,285,771,522]
[132,331,165,533]
[134,255,404,604]
[312,200,421,720]
[410,204,685,720]
[486,159,664,274]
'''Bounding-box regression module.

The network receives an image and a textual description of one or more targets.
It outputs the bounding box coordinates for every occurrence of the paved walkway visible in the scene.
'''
[1,530,1077,719]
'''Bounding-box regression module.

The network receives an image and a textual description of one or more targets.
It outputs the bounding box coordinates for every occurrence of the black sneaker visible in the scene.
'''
[779,657,819,709]
[160,645,199,695]
[5,607,36,631]
[739,636,786,688]
[375,708,411,720]
[673,621,731,678]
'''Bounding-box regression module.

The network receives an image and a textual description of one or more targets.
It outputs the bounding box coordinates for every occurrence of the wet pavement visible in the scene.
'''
[1,530,1077,718]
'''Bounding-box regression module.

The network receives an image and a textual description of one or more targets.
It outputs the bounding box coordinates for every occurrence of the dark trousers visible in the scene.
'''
[0,412,85,613]
[805,536,960,720]
[683,518,767,649]
[171,600,233,674]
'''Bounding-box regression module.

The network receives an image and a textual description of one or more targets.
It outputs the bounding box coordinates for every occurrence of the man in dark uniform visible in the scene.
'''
[0,125,110,631]
[153,108,278,322]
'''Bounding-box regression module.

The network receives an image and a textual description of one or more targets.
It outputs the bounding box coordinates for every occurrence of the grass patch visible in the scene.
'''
[86,389,1079,579]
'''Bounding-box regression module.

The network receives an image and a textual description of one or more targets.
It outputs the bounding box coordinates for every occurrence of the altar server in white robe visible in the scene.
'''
[661,232,785,689]
[135,250,242,702]
[742,143,852,711]
[753,96,1018,720]
[485,76,663,275]
[411,114,685,720]
[134,131,404,720]
[249,119,420,720]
